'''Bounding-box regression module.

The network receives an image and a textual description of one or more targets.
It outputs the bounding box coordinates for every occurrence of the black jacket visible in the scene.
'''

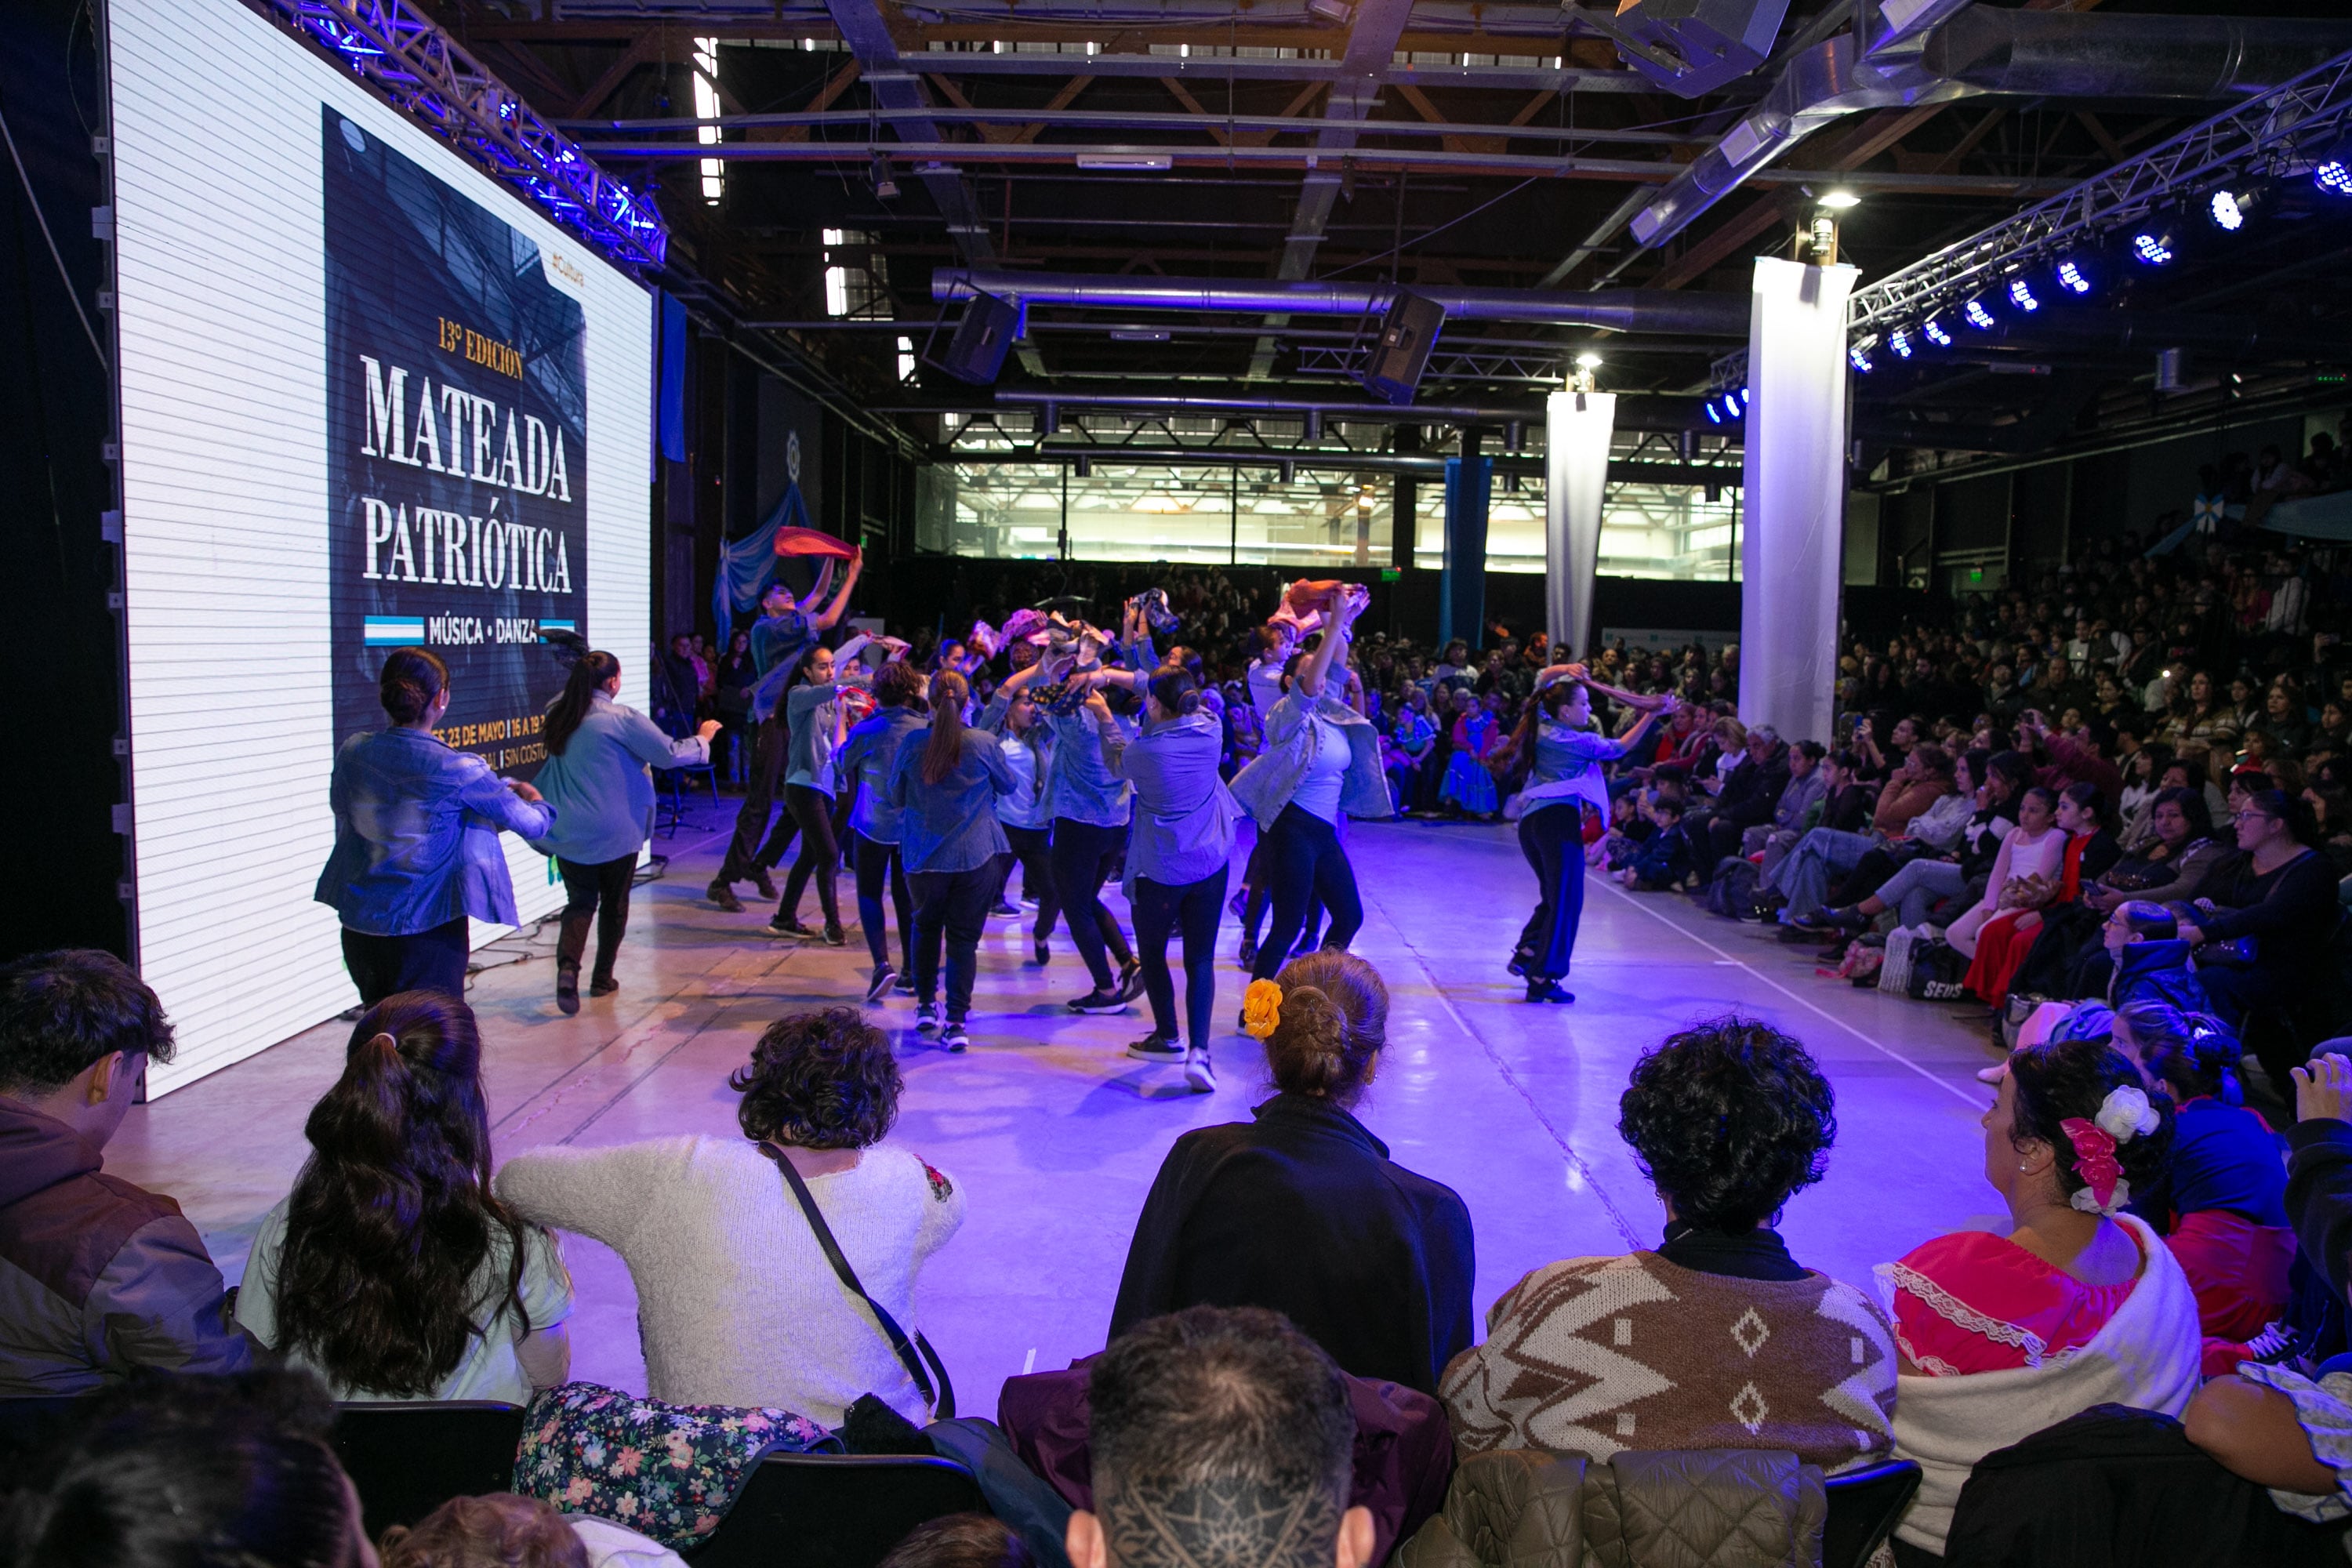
[1714,746,1791,831]
[1109,1093,1475,1396]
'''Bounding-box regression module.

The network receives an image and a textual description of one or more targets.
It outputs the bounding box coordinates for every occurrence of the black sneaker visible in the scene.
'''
[750,867,779,900]
[1184,1048,1218,1094]
[589,975,619,997]
[941,1019,970,1053]
[914,1003,941,1036]
[1507,950,1533,978]
[1126,1033,1185,1064]
[1068,988,1128,1015]
[822,924,849,948]
[989,901,1021,918]
[1031,938,1051,967]
[768,917,819,939]
[896,972,919,996]
[1237,940,1258,970]
[1114,958,1147,1004]
[707,880,744,913]
[1526,978,1575,1004]
[866,964,898,1004]
[555,967,580,1016]
[1227,891,1248,921]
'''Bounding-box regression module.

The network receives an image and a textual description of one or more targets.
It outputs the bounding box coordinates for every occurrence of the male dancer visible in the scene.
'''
[709,550,863,911]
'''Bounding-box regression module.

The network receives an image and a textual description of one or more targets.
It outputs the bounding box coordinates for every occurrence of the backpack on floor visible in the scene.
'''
[1705,856,1761,920]
[1906,938,1969,1002]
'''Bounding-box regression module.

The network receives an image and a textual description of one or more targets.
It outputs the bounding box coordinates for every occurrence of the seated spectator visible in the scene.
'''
[496,1007,964,1425]
[1111,952,1473,1395]
[1944,786,2065,959]
[382,1493,688,1568]
[0,949,252,1394]
[0,1368,366,1568]
[1799,749,2027,935]
[1615,793,1693,890]
[2116,1004,2294,1377]
[1962,782,2118,1007]
[1744,738,1828,876]
[1881,1035,2199,1557]
[2092,786,2224,910]
[1772,744,1955,925]
[1697,724,1790,880]
[2180,787,2339,1040]
[1067,1305,1374,1568]
[878,1515,1032,1568]
[2085,900,2210,1014]
[1442,1017,1896,1471]
[236,992,572,1402]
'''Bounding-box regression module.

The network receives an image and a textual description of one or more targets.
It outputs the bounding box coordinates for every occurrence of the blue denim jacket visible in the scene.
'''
[1100,712,1239,887]
[840,706,927,844]
[747,609,815,722]
[1519,723,1628,819]
[1041,708,1133,828]
[887,725,1016,873]
[784,681,840,793]
[314,728,555,935]
[1229,690,1389,827]
[531,695,708,866]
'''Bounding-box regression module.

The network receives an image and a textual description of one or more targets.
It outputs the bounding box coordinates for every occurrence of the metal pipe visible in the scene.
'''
[942,443,1744,486]
[982,388,1717,430]
[932,269,1751,336]
[1922,11,2352,100]
[559,105,1687,147]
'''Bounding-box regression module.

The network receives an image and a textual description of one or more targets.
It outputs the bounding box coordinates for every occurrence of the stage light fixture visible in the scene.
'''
[2320,155,2352,196]
[2056,257,2092,296]
[1890,328,1915,359]
[1964,297,1996,330]
[2209,188,2246,230]
[1704,399,1723,424]
[2132,228,2176,265]
[2007,276,2039,313]
[1575,350,1603,369]
[1818,189,1861,210]
[1849,339,1875,373]
[1922,316,1953,347]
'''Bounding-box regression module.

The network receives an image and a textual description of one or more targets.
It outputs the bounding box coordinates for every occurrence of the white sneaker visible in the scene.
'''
[1183,1048,1218,1094]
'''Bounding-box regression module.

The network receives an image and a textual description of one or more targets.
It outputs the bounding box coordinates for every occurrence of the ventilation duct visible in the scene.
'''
[1575,0,1795,100]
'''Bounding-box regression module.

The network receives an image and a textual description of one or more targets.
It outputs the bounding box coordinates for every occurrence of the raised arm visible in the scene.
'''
[1294,592,1362,700]
[1085,688,1133,778]
[809,549,865,632]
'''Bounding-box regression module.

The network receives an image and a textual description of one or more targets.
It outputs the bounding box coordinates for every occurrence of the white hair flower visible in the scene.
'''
[2094,1085,2161,1144]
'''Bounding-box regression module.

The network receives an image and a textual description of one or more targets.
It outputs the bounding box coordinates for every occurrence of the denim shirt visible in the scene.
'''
[1042,708,1133,828]
[1229,689,1389,827]
[840,706,927,844]
[1101,711,1240,887]
[1519,722,1628,818]
[314,727,555,935]
[784,681,840,794]
[887,725,1016,874]
[747,609,815,722]
[531,695,710,866]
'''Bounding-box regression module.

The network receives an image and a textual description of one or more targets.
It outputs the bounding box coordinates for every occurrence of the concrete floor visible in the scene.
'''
[108,814,2013,1418]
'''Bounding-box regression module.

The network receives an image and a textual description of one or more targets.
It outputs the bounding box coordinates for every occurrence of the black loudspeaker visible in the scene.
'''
[1359,292,1446,405]
[934,290,1021,386]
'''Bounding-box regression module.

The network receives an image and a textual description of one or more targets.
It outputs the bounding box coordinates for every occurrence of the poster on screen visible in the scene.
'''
[325,105,588,782]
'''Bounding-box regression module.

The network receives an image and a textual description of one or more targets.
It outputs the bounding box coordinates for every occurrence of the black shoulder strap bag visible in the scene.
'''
[753,1141,955,1420]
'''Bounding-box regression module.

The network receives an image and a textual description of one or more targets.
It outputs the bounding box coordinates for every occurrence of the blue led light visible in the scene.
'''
[2056,258,2092,295]
[2132,230,2174,265]
[1964,297,1996,330]
[1849,342,1875,373]
[2319,159,2352,195]
[2007,277,2039,312]
[1890,328,1915,359]
[2210,190,2245,231]
[1704,400,1722,424]
[1923,317,1953,347]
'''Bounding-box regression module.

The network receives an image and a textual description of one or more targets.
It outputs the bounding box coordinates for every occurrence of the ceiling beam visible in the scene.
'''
[1012,76,1094,144]
[567,31,663,118]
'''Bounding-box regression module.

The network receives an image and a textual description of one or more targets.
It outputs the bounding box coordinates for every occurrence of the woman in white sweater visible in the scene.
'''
[495,1007,964,1426]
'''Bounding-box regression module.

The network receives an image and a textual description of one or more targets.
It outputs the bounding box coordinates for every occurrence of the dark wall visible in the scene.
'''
[1,1,127,961]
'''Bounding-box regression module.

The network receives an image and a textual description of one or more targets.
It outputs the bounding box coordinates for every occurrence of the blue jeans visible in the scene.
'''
[1773,829,1876,924]
[1873,858,1969,929]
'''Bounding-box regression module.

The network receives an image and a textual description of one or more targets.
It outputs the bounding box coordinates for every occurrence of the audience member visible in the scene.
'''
[0,949,252,1394]
[236,992,572,1402]
[877,1515,1033,1568]
[380,1493,690,1568]
[1110,952,1473,1396]
[495,1007,963,1425]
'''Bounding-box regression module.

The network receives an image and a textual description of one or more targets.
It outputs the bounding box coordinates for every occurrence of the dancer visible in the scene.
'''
[1508,668,1675,1004]
[316,650,554,1004]
[887,672,1014,1053]
[995,653,1142,1014]
[1085,667,1240,1092]
[531,651,720,1014]
[1229,590,1387,985]
[985,680,1061,963]
[837,659,926,1002]
[710,550,862,911]
[769,637,866,944]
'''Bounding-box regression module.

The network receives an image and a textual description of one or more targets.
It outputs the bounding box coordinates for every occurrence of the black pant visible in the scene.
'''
[1135,866,1229,1051]
[855,833,914,971]
[557,855,637,982]
[999,824,1061,939]
[1513,804,1587,981]
[1049,817,1134,990]
[779,783,841,929]
[1251,804,1362,982]
[718,714,797,882]
[909,865,996,1021]
[340,916,468,1006]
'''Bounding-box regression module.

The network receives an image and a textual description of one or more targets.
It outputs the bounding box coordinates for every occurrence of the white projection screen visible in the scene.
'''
[110,0,654,1094]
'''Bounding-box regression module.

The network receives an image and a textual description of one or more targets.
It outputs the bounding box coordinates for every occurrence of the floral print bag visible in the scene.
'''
[512,1381,838,1549]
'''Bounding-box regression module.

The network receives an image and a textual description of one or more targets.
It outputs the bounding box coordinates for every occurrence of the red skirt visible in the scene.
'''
[1964,911,2039,1007]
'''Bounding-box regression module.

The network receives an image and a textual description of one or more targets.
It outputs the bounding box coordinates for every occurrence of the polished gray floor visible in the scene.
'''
[109,815,2010,1416]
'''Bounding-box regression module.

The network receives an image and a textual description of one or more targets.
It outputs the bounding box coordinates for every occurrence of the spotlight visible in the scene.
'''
[1923,316,1953,347]
[1704,399,1723,425]
[2007,276,2039,313]
[2319,153,2352,196]
[1964,297,1997,330]
[1817,189,1861,210]
[2056,256,2092,296]
[1732,387,1748,413]
[2209,188,2245,231]
[1574,350,1603,369]
[1890,328,1915,359]
[1849,339,1875,373]
[2132,228,2176,265]
[869,151,898,201]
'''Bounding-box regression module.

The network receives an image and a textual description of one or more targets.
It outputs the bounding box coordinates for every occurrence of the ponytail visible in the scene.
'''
[543,651,619,757]
[379,648,448,727]
[921,671,970,786]
[1147,669,1202,717]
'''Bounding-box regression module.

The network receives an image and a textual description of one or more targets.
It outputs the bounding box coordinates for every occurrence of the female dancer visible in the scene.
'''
[1085,668,1240,1092]
[1229,591,1387,985]
[532,651,719,1013]
[770,640,860,944]
[985,681,1062,964]
[887,671,1014,1052]
[835,659,927,1001]
[1508,669,1675,1003]
[315,649,553,1004]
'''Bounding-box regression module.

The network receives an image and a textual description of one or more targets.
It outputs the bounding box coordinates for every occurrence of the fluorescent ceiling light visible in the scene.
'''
[1076,152,1173,171]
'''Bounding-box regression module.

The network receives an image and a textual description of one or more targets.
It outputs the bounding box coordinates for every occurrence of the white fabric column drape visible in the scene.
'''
[1737,256,1857,746]
[1544,390,1615,659]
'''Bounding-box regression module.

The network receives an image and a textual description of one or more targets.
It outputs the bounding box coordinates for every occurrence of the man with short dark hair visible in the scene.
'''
[1070,1305,1373,1568]
[0,950,252,1393]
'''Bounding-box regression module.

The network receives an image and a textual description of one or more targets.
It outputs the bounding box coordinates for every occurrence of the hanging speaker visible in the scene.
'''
[1358,292,1446,406]
[932,290,1021,386]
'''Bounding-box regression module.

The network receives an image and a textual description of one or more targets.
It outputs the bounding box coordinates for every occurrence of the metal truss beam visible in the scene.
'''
[559,105,1687,148]
[242,0,667,268]
[1292,343,1572,384]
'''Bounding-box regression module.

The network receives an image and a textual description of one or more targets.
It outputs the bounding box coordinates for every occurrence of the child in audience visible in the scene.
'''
[1618,795,1693,890]
[381,1493,688,1568]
